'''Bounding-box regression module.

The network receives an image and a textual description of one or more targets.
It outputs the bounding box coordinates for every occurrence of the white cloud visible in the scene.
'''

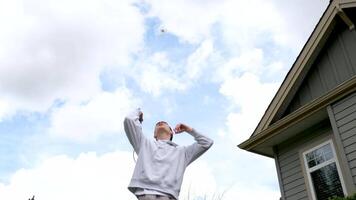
[0,151,137,200]
[145,0,283,51]
[219,0,283,52]
[131,52,188,97]
[0,0,327,122]
[49,87,139,142]
[215,72,282,198]
[0,100,10,122]
[139,66,186,97]
[128,39,217,97]
[181,149,280,200]
[212,46,279,143]
[206,135,280,200]
[147,0,327,54]
[146,0,221,44]
[217,48,264,82]
[181,161,217,199]
[219,0,328,53]
[272,0,329,51]
[0,0,145,119]
[0,151,220,200]
[186,39,215,80]
[219,73,279,142]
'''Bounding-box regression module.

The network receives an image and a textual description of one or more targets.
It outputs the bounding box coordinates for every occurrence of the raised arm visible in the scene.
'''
[174,124,214,166]
[123,108,145,153]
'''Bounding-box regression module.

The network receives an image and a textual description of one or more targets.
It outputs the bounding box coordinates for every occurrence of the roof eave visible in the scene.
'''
[239,76,356,156]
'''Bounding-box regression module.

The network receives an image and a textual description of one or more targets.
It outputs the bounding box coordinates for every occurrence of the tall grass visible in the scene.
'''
[183,187,228,200]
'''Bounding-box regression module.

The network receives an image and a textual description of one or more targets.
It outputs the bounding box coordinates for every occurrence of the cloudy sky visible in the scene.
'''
[0,0,329,199]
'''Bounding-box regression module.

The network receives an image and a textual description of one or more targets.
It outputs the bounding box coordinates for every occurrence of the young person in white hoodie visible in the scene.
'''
[124,108,214,200]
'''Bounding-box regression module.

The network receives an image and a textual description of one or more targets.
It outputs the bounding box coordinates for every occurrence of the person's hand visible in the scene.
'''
[174,123,193,134]
[138,111,143,123]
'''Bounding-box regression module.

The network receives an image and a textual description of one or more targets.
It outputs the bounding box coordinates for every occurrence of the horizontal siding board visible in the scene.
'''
[335,104,356,120]
[283,171,304,185]
[279,150,298,161]
[279,154,300,169]
[348,158,356,168]
[342,134,356,147]
[284,184,307,198]
[281,159,302,174]
[350,167,356,177]
[281,165,302,180]
[333,93,356,109]
[336,112,356,127]
[279,149,298,160]
[346,151,356,164]
[341,127,356,140]
[338,119,356,133]
[344,143,356,154]
[285,191,308,200]
[284,178,305,191]
[333,93,356,113]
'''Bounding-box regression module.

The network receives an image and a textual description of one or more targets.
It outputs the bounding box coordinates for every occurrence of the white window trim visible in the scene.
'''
[302,139,348,200]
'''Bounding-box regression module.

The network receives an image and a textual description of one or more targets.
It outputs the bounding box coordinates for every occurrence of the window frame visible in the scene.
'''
[302,139,347,200]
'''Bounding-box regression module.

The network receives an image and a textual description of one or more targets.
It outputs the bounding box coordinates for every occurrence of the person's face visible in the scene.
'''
[154,121,173,139]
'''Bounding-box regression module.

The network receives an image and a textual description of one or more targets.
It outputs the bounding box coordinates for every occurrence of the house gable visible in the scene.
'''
[279,18,356,120]
[239,0,356,157]
[251,0,356,137]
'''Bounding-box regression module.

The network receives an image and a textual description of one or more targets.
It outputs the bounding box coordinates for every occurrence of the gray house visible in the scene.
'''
[239,0,356,200]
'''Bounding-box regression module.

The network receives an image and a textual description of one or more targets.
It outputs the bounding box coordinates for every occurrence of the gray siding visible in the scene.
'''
[330,92,356,184]
[278,150,308,200]
[275,122,331,200]
[284,21,356,116]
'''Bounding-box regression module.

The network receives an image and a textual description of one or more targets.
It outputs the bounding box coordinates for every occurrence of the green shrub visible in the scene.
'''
[329,193,356,200]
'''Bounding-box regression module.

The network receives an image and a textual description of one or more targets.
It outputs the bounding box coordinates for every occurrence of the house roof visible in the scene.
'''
[238,0,356,157]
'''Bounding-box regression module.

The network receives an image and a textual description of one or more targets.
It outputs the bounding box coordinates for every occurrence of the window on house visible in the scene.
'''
[303,140,346,200]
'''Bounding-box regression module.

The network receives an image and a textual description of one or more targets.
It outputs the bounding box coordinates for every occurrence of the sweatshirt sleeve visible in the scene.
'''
[184,129,214,166]
[123,108,145,153]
